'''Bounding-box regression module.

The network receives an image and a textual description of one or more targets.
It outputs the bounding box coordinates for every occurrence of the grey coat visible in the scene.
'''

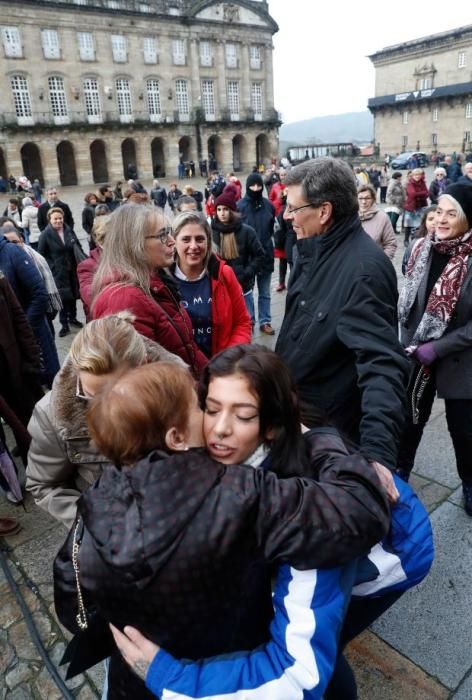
[400,256,472,399]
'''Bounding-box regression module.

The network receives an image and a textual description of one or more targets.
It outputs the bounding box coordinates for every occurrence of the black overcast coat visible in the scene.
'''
[38,224,84,302]
[54,434,389,699]
[276,214,409,470]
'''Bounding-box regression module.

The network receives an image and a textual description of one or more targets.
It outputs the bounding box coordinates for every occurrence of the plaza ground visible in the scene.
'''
[1,173,472,699]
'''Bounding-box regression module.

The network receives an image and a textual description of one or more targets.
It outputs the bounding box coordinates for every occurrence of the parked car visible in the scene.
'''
[391,152,429,169]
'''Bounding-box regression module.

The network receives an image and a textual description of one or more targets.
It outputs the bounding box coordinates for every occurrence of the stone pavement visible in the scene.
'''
[1,176,472,699]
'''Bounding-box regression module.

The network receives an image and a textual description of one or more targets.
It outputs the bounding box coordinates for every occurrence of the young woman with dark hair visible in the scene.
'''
[53,348,392,699]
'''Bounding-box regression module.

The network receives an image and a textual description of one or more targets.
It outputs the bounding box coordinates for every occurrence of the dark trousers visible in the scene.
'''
[59,299,77,328]
[325,592,404,700]
[278,258,288,285]
[397,366,472,482]
[387,211,400,233]
[380,186,387,203]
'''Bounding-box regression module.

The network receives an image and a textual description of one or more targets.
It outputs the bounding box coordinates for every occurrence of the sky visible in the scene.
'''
[268,1,472,124]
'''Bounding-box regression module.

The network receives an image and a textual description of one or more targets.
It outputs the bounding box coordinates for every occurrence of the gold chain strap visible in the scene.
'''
[72,519,89,631]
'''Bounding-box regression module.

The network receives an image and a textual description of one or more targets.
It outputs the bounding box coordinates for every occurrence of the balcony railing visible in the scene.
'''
[0,107,282,129]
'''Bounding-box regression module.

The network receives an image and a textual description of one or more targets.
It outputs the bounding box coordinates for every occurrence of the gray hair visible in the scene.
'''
[434,167,447,177]
[175,195,197,212]
[284,157,358,222]
[438,194,469,230]
[172,210,212,269]
[92,204,167,302]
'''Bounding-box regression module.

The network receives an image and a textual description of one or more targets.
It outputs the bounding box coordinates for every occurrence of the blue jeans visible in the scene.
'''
[243,289,255,323]
[255,271,272,326]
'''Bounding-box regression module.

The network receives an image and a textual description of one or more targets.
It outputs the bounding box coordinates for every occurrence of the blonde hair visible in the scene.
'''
[91,204,167,301]
[218,232,239,260]
[68,312,147,374]
[47,207,64,221]
[92,213,112,247]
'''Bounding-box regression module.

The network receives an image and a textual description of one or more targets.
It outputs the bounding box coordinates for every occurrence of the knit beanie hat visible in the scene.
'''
[246,173,264,190]
[222,183,239,200]
[215,190,237,211]
[445,183,472,229]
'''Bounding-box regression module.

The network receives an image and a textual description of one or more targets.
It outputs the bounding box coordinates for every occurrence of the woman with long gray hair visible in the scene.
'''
[91,203,207,376]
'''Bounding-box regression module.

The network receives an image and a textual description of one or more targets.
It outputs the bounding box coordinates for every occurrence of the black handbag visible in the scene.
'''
[59,519,115,679]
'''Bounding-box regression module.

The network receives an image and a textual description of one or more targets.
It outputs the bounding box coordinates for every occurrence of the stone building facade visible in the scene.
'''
[368,25,472,156]
[0,0,280,186]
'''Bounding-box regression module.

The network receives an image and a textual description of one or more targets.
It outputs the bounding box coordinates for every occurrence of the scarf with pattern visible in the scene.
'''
[398,229,472,342]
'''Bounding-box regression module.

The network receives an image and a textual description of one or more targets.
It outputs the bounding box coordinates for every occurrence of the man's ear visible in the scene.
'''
[319,201,333,225]
[165,426,188,452]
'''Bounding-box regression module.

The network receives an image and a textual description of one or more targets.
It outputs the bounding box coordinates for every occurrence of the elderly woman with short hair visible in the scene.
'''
[397,184,472,515]
[428,167,450,205]
[92,203,207,376]
[171,211,251,357]
[403,167,429,246]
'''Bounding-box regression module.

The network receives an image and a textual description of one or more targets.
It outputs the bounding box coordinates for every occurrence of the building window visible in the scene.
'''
[251,82,263,119]
[249,45,262,70]
[402,111,408,125]
[116,78,133,122]
[83,77,101,123]
[143,37,158,64]
[11,75,33,124]
[458,51,466,68]
[418,77,432,90]
[1,26,22,57]
[200,40,213,67]
[147,78,161,121]
[111,35,127,63]
[42,30,60,59]
[175,79,189,119]
[465,131,471,144]
[201,79,215,119]
[402,135,408,148]
[225,43,238,69]
[432,133,437,146]
[466,103,472,119]
[48,75,69,124]
[227,80,239,119]
[172,39,186,66]
[432,108,438,122]
[77,32,95,61]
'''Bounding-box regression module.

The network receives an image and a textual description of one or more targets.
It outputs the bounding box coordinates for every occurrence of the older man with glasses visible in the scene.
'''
[37,186,75,232]
[276,157,409,501]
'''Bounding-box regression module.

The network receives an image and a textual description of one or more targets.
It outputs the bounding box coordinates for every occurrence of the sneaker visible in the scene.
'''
[276,283,286,292]
[70,319,84,329]
[59,326,70,337]
[0,517,20,536]
[462,482,472,517]
[260,323,275,336]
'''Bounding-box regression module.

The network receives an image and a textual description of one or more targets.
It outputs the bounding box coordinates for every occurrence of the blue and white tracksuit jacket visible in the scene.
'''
[143,476,434,699]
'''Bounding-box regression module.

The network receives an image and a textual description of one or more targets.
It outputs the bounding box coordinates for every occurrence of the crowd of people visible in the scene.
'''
[0,152,471,699]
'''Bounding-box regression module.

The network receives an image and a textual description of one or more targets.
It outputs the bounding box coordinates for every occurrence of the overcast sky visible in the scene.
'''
[269,1,472,124]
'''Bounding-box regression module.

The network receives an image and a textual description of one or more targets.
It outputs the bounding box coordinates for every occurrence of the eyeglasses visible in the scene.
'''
[285,203,314,216]
[76,376,91,401]
[145,227,174,244]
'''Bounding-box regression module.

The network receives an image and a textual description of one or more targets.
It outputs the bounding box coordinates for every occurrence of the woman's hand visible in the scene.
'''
[110,624,160,681]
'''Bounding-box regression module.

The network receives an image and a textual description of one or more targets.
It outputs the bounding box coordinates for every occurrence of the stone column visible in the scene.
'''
[240,42,250,113]
[5,139,23,179]
[136,134,153,180]
[73,133,93,185]
[41,137,61,186]
[215,41,227,118]
[264,43,275,114]
[189,38,201,108]
[106,133,126,182]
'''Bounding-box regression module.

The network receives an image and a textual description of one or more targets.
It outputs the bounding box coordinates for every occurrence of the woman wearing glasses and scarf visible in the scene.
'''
[25,313,185,530]
[397,184,472,516]
[92,204,208,377]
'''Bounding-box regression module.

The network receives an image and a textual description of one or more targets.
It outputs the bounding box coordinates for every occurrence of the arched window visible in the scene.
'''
[10,75,33,125]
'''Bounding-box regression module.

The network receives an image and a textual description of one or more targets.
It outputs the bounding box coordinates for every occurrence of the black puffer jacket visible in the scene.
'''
[211,221,264,293]
[238,195,275,274]
[54,432,389,699]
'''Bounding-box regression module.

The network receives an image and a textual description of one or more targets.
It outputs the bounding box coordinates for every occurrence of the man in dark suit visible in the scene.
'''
[37,186,74,231]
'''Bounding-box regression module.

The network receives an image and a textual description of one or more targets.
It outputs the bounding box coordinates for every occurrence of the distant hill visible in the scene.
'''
[279,111,374,153]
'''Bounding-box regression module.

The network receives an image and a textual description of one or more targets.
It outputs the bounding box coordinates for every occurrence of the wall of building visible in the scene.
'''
[0,0,280,183]
[369,26,472,156]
